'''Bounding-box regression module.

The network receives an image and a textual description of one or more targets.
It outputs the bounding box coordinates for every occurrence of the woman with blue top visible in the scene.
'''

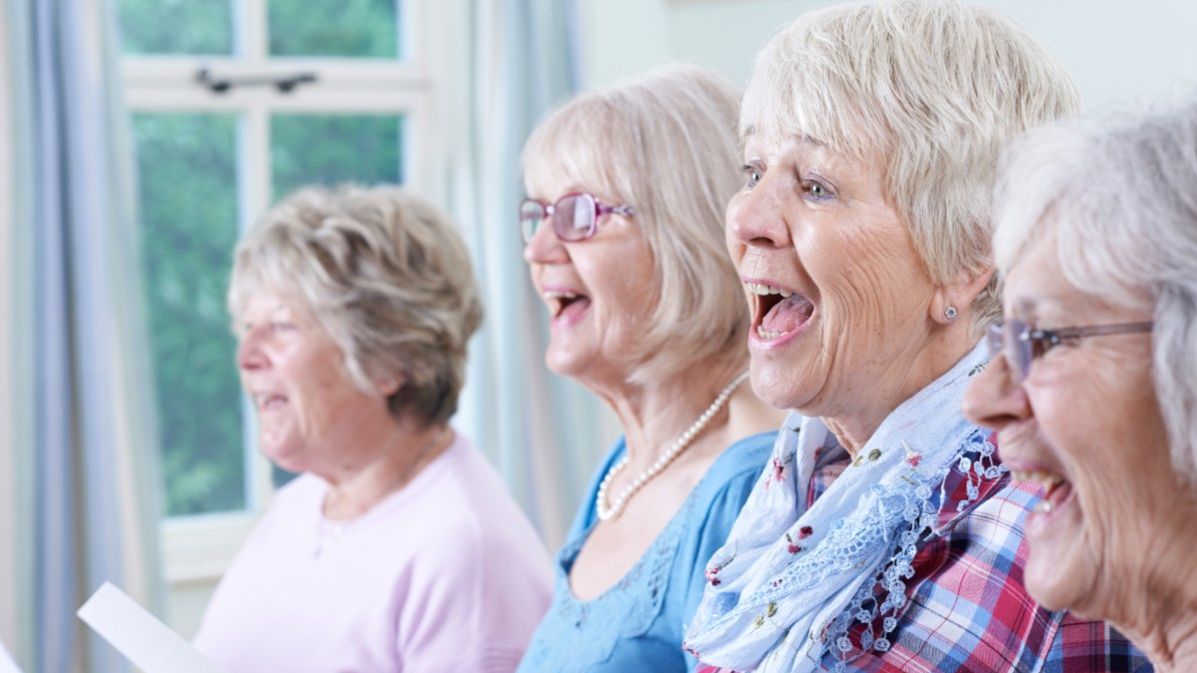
[515,64,784,673]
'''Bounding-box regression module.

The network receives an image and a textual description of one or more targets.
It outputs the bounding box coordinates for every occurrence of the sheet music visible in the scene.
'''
[77,582,227,673]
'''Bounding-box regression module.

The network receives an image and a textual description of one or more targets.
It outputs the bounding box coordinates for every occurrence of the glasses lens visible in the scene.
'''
[553,194,595,241]
[985,324,1004,360]
[519,199,547,243]
[1005,320,1032,381]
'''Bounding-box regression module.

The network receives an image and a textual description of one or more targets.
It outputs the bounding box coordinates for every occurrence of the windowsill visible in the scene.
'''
[160,512,260,583]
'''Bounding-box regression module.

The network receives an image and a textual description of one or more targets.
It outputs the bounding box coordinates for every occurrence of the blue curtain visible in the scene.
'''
[4,0,164,671]
[445,0,616,547]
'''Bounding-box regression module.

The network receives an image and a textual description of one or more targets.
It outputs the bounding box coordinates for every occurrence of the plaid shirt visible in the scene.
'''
[698,444,1152,673]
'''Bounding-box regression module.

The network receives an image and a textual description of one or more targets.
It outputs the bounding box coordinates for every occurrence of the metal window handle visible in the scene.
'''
[195,68,318,95]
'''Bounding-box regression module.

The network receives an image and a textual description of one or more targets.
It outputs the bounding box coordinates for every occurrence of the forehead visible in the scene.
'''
[1003,233,1105,323]
[238,285,309,319]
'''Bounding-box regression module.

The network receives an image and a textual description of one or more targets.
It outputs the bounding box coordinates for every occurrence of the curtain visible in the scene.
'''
[3,0,164,671]
[434,0,618,548]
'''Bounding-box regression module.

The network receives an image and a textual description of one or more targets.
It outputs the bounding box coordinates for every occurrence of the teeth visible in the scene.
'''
[1011,469,1065,491]
[756,325,784,340]
[255,394,283,408]
[1035,499,1055,515]
[744,282,793,298]
[544,290,580,300]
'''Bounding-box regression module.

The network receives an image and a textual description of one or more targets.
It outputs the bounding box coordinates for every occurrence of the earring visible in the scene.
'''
[944,306,958,321]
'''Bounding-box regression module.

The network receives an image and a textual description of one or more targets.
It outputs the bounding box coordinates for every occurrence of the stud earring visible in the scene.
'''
[944,306,958,321]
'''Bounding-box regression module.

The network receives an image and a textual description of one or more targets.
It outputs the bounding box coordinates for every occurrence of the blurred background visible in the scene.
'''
[2,0,1196,671]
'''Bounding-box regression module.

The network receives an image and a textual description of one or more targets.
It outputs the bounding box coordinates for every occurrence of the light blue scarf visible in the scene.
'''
[683,341,1002,672]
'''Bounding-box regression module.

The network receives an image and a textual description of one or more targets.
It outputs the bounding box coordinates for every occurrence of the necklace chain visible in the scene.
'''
[595,372,749,521]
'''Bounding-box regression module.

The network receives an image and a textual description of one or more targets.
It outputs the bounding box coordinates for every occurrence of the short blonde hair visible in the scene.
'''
[228,185,483,426]
[994,97,1197,484]
[521,64,746,383]
[743,0,1080,330]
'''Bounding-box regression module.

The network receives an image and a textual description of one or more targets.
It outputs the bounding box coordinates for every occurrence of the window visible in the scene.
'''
[119,0,435,632]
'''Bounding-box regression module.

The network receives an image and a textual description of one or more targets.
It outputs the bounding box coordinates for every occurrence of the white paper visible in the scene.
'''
[0,638,22,673]
[77,582,226,673]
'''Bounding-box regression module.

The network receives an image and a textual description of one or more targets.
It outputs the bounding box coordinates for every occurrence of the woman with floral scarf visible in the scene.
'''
[683,2,1149,671]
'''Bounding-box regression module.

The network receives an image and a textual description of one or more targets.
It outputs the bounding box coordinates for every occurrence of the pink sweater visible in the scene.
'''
[193,433,553,673]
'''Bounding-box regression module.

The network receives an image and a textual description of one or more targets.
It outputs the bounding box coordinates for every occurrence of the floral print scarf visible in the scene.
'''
[683,341,1003,673]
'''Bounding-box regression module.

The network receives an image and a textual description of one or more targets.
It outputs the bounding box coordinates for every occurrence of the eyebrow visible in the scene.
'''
[1009,295,1067,322]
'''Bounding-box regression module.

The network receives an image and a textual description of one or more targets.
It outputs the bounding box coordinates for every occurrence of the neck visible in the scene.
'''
[321,420,451,520]
[599,356,745,467]
[821,325,978,456]
[1110,501,1197,672]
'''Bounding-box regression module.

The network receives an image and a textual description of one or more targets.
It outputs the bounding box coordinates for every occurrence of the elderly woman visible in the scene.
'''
[682,2,1150,672]
[515,65,785,672]
[191,186,552,672]
[963,98,1197,672]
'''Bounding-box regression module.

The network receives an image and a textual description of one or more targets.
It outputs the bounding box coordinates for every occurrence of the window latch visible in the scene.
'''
[195,68,318,95]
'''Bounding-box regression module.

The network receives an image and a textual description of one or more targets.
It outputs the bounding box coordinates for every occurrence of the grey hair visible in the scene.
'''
[743,0,1080,331]
[993,96,1197,484]
[521,64,747,383]
[228,185,484,426]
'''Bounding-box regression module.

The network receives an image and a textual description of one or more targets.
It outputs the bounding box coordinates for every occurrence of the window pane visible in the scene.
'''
[268,0,400,58]
[119,0,233,56]
[133,112,246,517]
[270,114,404,197]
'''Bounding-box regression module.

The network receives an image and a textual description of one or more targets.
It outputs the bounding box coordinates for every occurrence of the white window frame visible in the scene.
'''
[122,0,437,592]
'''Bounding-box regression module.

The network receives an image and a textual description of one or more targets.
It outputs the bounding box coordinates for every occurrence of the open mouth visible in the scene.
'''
[544,289,591,324]
[254,393,288,412]
[745,281,815,343]
[1011,469,1074,519]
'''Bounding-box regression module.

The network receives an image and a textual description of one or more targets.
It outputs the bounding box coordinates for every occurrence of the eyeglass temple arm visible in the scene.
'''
[598,203,634,216]
[1039,321,1154,344]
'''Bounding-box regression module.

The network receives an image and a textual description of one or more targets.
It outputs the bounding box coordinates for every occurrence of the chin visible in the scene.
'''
[1023,531,1099,616]
[749,359,814,411]
[259,441,308,474]
[544,349,583,380]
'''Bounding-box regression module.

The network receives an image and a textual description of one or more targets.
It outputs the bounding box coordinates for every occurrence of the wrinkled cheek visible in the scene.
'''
[1072,479,1131,610]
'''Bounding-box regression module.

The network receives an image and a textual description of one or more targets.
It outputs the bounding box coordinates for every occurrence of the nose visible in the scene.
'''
[523,215,569,265]
[236,326,269,372]
[727,172,793,250]
[962,352,1032,433]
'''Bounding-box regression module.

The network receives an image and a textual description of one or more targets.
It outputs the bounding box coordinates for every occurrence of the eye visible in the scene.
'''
[1030,330,1077,359]
[270,320,297,332]
[801,178,835,202]
[741,163,763,189]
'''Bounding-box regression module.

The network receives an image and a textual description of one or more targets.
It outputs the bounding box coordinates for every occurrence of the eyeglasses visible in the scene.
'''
[985,319,1154,382]
[519,192,635,244]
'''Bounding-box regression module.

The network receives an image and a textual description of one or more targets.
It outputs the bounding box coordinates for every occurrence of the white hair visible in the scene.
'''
[521,64,747,383]
[993,96,1197,484]
[228,185,484,426]
[743,0,1079,330]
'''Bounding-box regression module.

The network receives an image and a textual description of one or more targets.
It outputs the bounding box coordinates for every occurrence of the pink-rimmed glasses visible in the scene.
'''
[519,192,635,244]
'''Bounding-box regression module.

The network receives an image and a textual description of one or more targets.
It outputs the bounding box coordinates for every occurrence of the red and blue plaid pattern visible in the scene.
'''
[698,446,1151,673]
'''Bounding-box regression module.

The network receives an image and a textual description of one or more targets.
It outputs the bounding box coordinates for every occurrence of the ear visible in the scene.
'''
[929,265,996,325]
[374,374,404,398]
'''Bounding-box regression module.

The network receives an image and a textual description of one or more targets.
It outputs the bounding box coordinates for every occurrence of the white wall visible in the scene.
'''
[578,0,1197,108]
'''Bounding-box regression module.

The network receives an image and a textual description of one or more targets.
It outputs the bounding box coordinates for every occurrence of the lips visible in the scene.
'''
[744,279,815,343]
[252,392,288,411]
[542,288,591,326]
[1011,468,1073,514]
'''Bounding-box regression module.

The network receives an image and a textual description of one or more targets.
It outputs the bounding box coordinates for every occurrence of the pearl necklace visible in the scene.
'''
[595,371,749,521]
